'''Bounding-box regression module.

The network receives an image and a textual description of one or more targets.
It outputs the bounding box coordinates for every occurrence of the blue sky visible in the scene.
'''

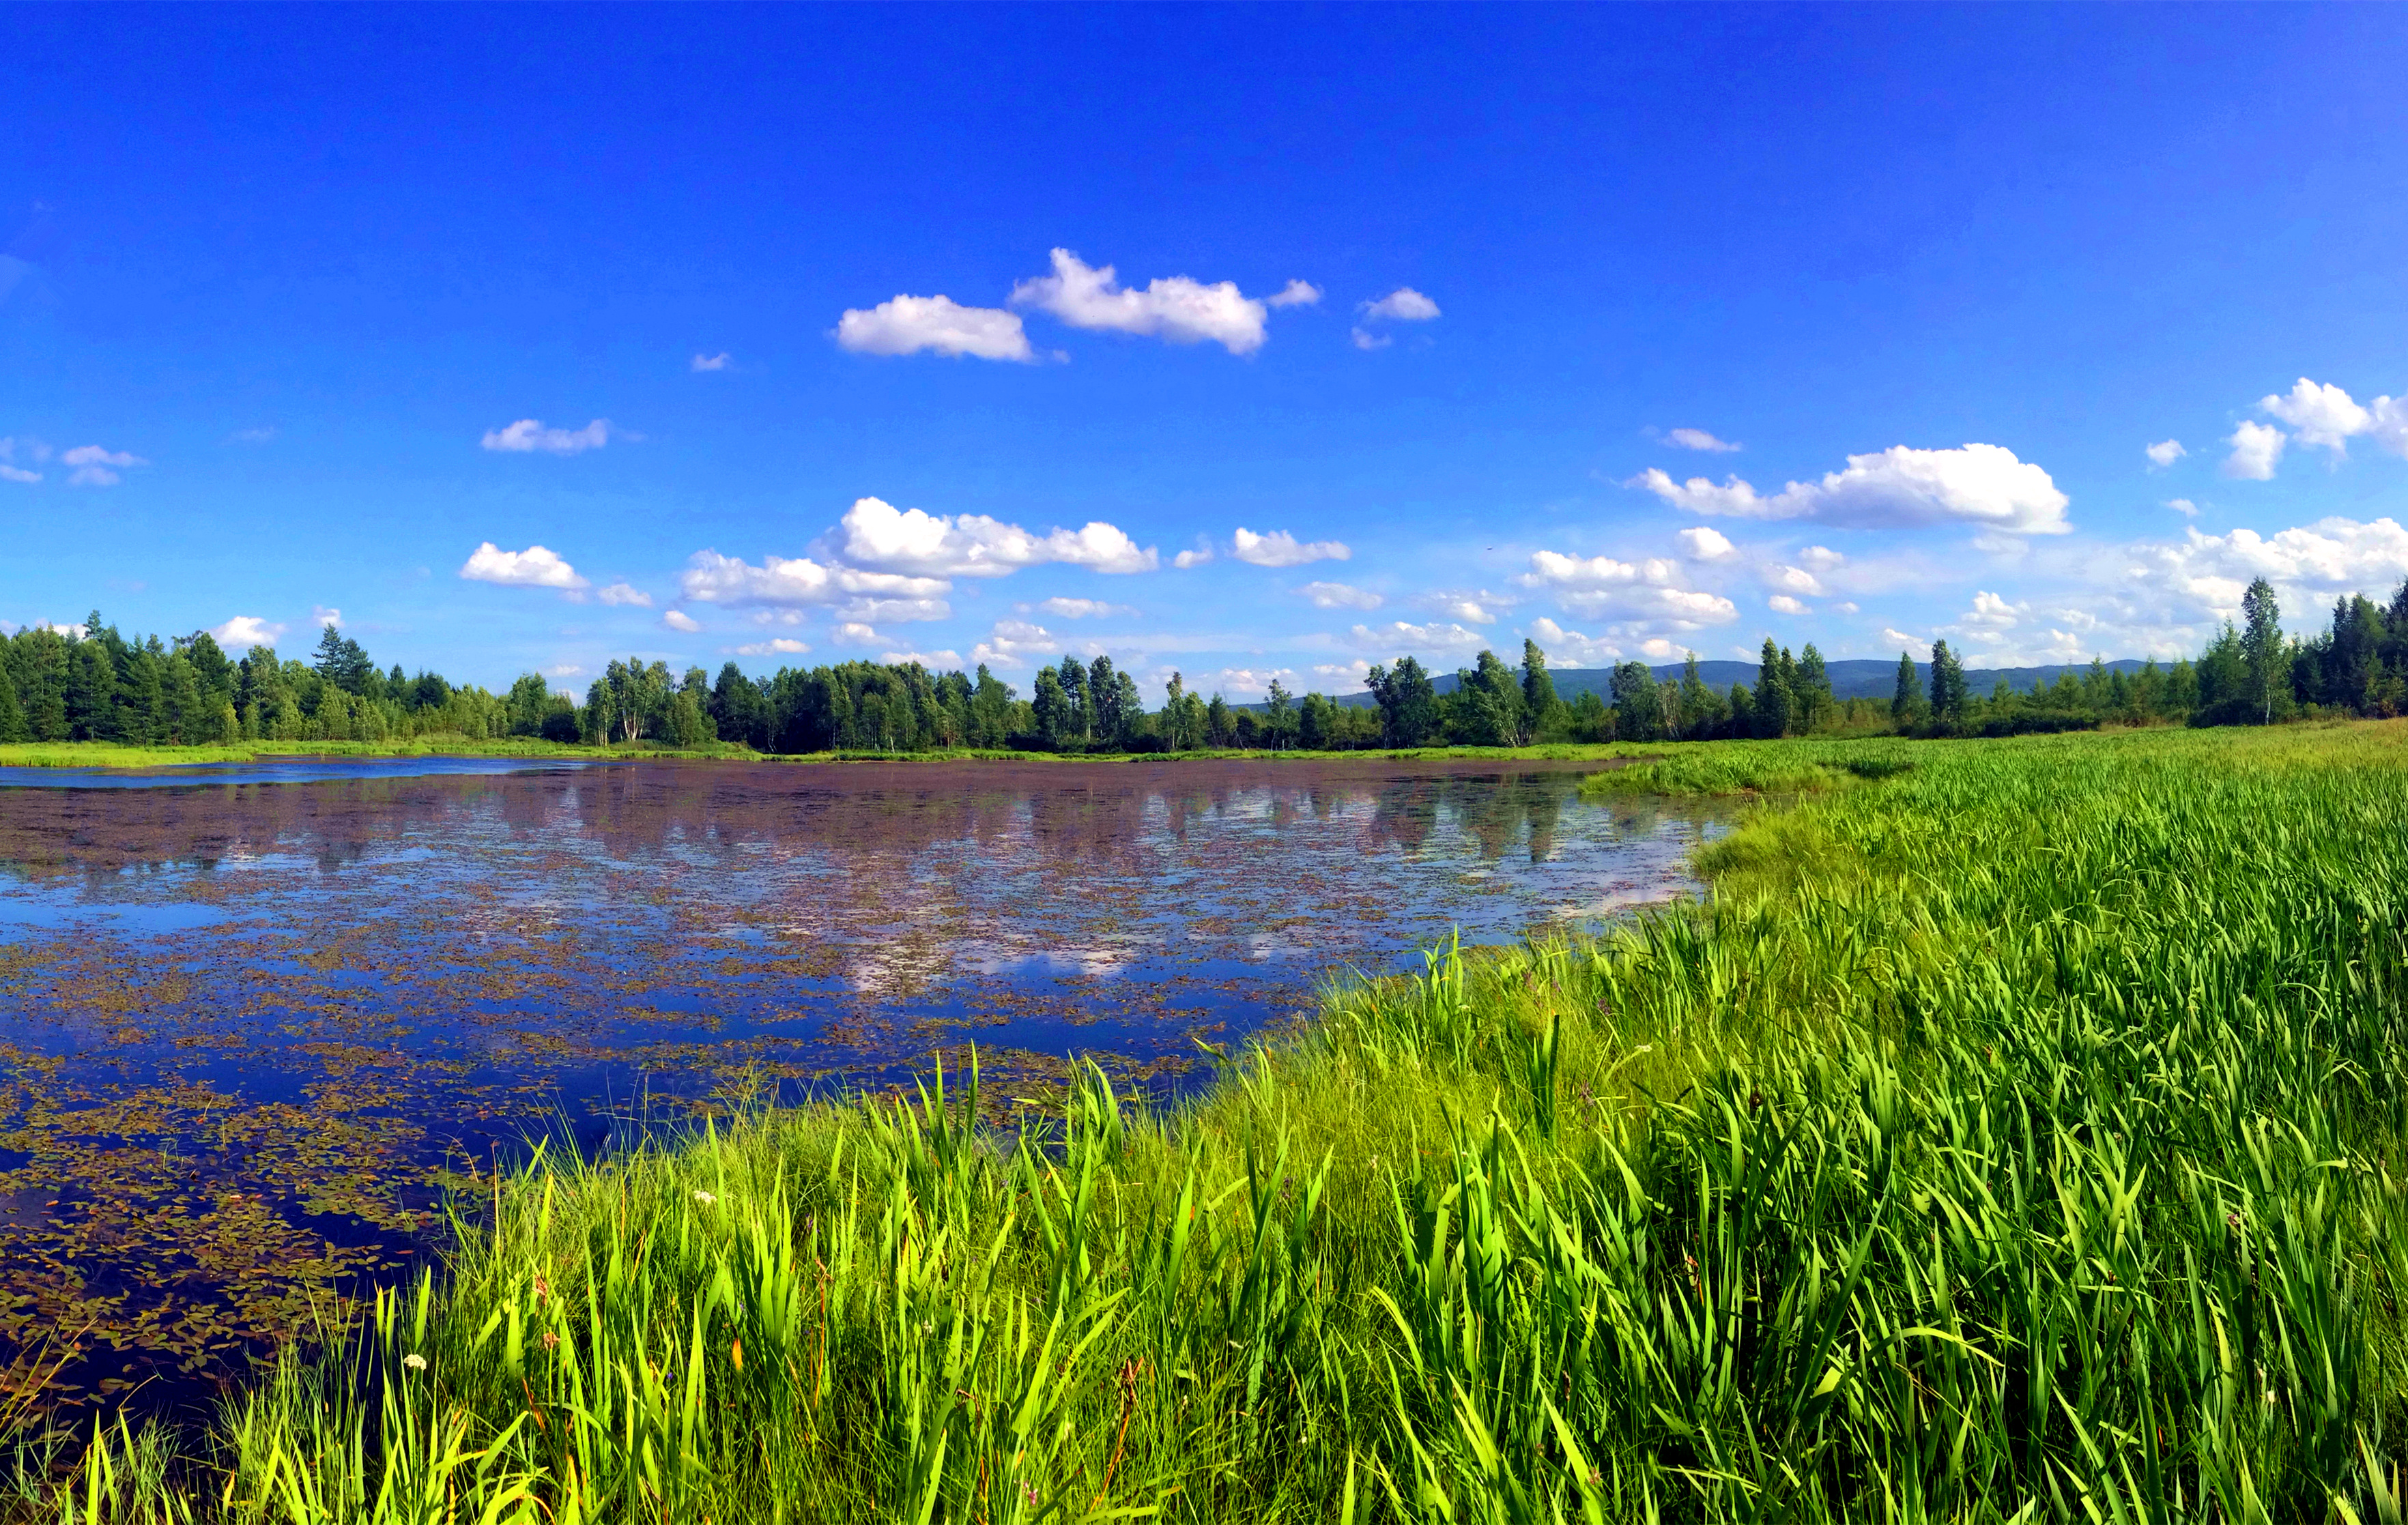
[7,5,2408,697]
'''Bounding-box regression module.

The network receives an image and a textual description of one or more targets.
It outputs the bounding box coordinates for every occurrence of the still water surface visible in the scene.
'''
[0,755,1714,1396]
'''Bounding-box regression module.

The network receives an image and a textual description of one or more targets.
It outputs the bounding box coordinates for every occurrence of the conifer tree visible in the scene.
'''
[1891,651,1925,725]
[1929,639,1968,721]
[0,664,26,742]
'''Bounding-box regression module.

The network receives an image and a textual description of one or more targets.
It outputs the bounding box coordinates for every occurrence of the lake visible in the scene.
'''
[0,754,1715,1401]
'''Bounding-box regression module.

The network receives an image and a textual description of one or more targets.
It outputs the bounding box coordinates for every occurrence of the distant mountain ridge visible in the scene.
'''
[1309,658,2153,710]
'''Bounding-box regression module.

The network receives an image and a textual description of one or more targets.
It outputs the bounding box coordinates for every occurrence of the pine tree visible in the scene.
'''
[1796,643,1834,731]
[1891,651,1925,725]
[1520,639,1558,742]
[1753,637,1793,737]
[0,663,26,743]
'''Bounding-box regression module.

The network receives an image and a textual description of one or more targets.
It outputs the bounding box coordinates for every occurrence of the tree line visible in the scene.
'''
[7,574,2403,753]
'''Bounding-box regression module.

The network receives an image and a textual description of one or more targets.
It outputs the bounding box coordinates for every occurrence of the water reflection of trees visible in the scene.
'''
[0,759,1623,884]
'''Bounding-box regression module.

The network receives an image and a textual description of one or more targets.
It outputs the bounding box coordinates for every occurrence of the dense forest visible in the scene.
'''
[5,574,2406,754]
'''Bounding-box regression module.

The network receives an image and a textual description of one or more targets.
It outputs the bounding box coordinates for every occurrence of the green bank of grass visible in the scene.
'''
[18,720,2408,1520]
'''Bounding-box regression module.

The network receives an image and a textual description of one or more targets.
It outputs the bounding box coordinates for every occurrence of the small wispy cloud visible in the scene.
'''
[481,418,611,454]
[691,352,732,373]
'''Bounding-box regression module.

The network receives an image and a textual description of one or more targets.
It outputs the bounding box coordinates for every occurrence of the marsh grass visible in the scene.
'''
[18,721,2408,1520]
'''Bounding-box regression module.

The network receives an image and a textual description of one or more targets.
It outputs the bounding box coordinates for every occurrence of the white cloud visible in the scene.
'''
[1635,443,2071,536]
[312,605,342,628]
[1963,590,2024,628]
[1010,248,1299,355]
[1233,527,1349,567]
[1313,659,1372,684]
[1298,580,1382,610]
[2260,377,2370,454]
[1031,596,1136,619]
[1173,547,1215,568]
[547,664,584,681]
[882,648,963,669]
[834,622,879,644]
[1350,329,1391,351]
[1762,564,1824,597]
[0,436,43,482]
[231,426,276,444]
[843,596,952,624]
[835,495,1157,576]
[1198,665,1300,698]
[481,418,610,454]
[1880,628,1927,655]
[597,582,652,607]
[1676,525,1735,560]
[971,618,1065,669]
[1525,617,1622,667]
[1638,638,1681,660]
[1266,280,1323,308]
[210,615,283,650]
[2146,439,2186,468]
[1427,593,1503,625]
[1767,595,1809,615]
[1799,545,1845,570]
[2168,498,2199,517]
[2128,517,2408,624]
[461,542,590,592]
[691,352,731,372]
[661,609,702,633]
[1361,287,1440,323]
[2223,420,2285,480]
[732,637,812,657]
[1516,550,1739,628]
[678,548,947,607]
[62,444,145,486]
[1835,601,1860,614]
[834,294,1037,362]
[1346,620,1488,656]
[1667,428,1741,453]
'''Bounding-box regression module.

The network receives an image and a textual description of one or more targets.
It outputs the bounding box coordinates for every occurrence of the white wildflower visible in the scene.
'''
[402,1353,427,1371]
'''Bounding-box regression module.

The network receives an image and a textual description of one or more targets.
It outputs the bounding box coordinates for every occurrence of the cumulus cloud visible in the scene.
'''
[210,615,283,649]
[1266,280,1323,308]
[1232,527,1349,567]
[1525,617,1622,667]
[678,548,947,608]
[1031,596,1136,619]
[1767,595,1809,615]
[733,637,811,657]
[1676,525,1735,560]
[461,542,590,592]
[1634,443,2071,536]
[834,295,1037,362]
[2260,378,2370,454]
[833,622,880,644]
[835,496,1157,576]
[2223,421,2285,480]
[1962,590,2024,628]
[1761,563,1824,597]
[1362,287,1440,323]
[312,605,342,628]
[1313,659,1373,685]
[882,648,964,669]
[841,596,952,624]
[971,618,1064,668]
[1880,628,1927,655]
[2146,439,2186,468]
[1516,551,1738,628]
[597,582,652,607]
[1010,249,1304,355]
[1346,620,1487,656]
[1427,593,1504,625]
[691,352,731,372]
[1799,545,1845,570]
[481,418,610,454]
[1298,580,1382,610]
[661,609,702,633]
[1667,428,1741,453]
[2168,498,2200,517]
[2129,517,2408,624]
[1197,666,1300,698]
[62,444,145,486]
[1173,547,1215,569]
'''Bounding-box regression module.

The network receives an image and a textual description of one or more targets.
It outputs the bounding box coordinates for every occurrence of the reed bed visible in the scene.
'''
[16,721,2408,1522]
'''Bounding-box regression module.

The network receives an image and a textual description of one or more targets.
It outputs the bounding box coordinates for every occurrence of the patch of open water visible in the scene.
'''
[0,755,1719,1402]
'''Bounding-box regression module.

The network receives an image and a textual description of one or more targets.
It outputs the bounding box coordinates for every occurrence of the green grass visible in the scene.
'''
[16,721,2408,1520]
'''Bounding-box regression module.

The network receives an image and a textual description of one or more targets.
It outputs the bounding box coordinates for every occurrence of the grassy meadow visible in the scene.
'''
[14,721,2408,1522]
